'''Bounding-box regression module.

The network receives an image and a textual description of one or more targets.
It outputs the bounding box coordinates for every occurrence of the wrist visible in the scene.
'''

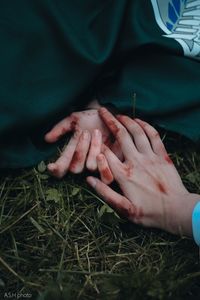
[165,193,200,237]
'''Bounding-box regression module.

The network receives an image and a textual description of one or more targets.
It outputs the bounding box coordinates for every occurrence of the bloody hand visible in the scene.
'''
[87,108,199,236]
[44,109,111,177]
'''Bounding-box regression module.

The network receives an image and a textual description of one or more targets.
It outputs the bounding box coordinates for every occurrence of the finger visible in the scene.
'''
[45,115,77,143]
[69,130,91,174]
[134,119,168,156]
[110,140,124,161]
[86,176,135,220]
[86,129,102,171]
[99,107,137,159]
[101,144,126,182]
[47,130,82,178]
[117,115,152,154]
[96,154,114,184]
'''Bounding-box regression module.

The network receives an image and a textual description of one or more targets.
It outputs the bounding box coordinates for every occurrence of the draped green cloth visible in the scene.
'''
[1,0,200,168]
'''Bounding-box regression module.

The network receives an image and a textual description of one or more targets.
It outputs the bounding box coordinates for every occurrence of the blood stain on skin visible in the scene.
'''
[164,155,173,165]
[156,181,167,194]
[124,164,134,178]
[106,120,120,135]
[60,127,66,137]
[101,167,113,183]
[51,126,68,141]
[70,150,83,170]
[104,195,133,219]
[70,116,78,130]
[99,110,120,135]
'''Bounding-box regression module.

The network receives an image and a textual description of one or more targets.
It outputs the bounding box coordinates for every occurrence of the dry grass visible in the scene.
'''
[0,133,200,300]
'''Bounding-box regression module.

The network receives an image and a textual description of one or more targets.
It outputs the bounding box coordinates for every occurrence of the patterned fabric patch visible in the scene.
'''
[151,0,200,59]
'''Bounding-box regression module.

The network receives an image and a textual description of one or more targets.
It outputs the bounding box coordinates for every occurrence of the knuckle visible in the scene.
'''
[132,124,143,135]
[140,122,148,129]
[150,129,160,139]
[123,162,134,178]
[120,115,130,123]
[96,153,104,162]
[117,203,132,219]
[74,130,81,139]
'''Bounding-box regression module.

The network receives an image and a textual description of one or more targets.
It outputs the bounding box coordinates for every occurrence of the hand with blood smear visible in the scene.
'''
[44,109,107,177]
[87,108,200,237]
[44,100,119,178]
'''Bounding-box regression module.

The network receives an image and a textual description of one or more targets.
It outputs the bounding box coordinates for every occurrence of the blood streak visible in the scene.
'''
[52,126,67,141]
[55,116,78,140]
[106,120,120,135]
[101,167,113,184]
[99,109,120,135]
[70,116,78,130]
[124,164,134,178]
[70,120,77,130]
[69,150,83,170]
[164,155,173,165]
[156,181,167,194]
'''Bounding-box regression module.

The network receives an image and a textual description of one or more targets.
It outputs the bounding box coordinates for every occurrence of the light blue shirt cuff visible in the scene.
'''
[192,202,200,246]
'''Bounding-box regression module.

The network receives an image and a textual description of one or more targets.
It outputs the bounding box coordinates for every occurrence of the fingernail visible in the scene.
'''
[44,132,52,142]
[87,176,97,188]
[134,118,142,122]
[48,163,57,171]
[94,129,100,137]
[83,130,90,139]
[74,129,82,138]
[47,163,61,177]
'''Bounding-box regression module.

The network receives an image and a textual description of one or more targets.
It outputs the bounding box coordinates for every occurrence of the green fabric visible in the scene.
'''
[0,0,200,168]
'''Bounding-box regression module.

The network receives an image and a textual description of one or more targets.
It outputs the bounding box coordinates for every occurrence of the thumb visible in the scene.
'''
[45,116,76,143]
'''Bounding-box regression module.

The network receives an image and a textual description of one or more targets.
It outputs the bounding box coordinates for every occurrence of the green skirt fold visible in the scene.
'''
[0,0,199,168]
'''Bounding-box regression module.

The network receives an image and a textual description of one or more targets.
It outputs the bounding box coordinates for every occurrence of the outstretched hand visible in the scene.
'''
[45,104,122,179]
[87,108,199,236]
[44,109,110,177]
